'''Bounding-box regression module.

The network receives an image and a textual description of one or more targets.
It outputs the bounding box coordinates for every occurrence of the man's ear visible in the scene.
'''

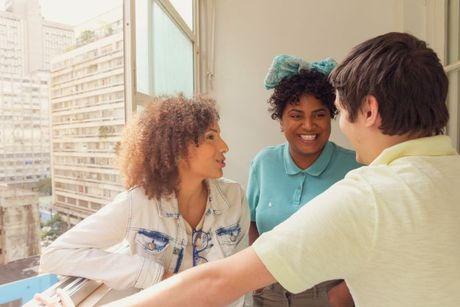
[361,95,381,128]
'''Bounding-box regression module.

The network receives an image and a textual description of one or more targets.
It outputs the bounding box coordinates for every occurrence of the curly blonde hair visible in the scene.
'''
[117,95,219,200]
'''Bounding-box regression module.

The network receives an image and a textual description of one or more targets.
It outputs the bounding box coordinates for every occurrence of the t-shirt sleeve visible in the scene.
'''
[252,171,376,293]
[246,160,260,222]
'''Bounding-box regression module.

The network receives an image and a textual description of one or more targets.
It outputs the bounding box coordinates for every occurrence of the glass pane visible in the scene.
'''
[447,70,460,150]
[447,0,460,150]
[169,0,193,30]
[447,0,460,65]
[152,2,194,97]
[135,0,152,94]
[0,0,125,298]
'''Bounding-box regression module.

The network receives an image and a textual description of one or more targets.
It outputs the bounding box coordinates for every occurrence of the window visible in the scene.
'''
[445,0,460,150]
[125,0,199,115]
[0,0,126,298]
[405,0,460,150]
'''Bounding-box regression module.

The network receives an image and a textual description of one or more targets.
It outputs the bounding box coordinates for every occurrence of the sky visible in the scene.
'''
[38,0,122,26]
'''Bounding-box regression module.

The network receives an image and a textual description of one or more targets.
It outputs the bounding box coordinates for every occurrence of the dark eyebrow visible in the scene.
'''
[312,107,328,114]
[288,107,328,114]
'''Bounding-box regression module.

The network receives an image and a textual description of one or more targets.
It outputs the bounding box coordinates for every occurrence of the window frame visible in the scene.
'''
[123,0,200,118]
[425,0,460,150]
[444,0,460,151]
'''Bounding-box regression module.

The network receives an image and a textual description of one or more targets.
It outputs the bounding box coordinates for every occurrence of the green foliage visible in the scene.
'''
[104,25,114,36]
[79,30,95,44]
[37,177,52,195]
[99,126,115,138]
[41,214,68,243]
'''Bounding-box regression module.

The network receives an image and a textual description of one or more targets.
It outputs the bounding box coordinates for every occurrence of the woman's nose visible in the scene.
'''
[220,138,229,153]
[302,117,315,130]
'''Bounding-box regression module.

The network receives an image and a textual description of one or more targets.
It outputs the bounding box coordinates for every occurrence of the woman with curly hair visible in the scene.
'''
[248,55,361,307]
[38,95,249,306]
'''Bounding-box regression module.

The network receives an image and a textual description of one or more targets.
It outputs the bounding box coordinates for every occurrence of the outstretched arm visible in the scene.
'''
[105,247,275,307]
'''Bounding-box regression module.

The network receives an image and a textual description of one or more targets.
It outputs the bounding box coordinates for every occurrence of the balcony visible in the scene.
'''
[0,274,59,306]
[21,243,135,306]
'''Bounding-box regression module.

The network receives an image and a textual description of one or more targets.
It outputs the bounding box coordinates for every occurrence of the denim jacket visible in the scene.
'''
[40,178,250,294]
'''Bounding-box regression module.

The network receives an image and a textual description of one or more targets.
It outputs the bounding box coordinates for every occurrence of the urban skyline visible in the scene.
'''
[50,14,125,225]
[0,0,125,286]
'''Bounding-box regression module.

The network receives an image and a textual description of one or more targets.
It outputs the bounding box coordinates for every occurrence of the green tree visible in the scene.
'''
[79,30,95,44]
[104,25,114,37]
[99,126,114,138]
[37,177,52,195]
[41,214,68,243]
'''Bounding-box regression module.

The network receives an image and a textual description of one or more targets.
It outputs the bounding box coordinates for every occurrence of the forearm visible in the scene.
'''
[105,247,275,307]
[110,261,225,306]
[328,281,354,307]
[40,247,164,290]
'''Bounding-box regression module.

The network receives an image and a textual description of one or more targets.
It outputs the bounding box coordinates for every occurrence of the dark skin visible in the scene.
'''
[249,224,353,306]
[249,94,354,307]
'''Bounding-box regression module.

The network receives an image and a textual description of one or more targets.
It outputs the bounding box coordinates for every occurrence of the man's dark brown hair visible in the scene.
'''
[330,32,449,136]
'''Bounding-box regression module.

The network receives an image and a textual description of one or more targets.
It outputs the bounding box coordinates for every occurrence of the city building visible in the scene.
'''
[0,0,73,188]
[0,184,40,264]
[50,12,125,226]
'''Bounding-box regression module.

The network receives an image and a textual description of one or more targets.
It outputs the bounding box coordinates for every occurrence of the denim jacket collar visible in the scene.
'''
[157,179,230,218]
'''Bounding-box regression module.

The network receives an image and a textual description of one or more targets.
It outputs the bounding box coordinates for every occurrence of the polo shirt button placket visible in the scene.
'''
[293,175,306,206]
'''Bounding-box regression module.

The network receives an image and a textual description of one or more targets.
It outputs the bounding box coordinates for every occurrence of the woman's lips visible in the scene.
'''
[298,134,318,144]
[216,159,226,168]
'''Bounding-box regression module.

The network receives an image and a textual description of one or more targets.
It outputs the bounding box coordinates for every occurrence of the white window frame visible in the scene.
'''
[444,0,460,151]
[426,0,460,150]
[123,0,200,119]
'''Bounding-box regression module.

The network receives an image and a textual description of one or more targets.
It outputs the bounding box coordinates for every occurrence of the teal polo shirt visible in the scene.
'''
[247,141,361,234]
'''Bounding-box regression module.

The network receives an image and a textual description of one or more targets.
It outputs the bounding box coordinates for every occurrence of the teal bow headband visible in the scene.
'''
[264,55,337,90]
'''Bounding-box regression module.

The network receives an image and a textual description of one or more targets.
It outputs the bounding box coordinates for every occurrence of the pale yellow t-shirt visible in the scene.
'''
[253,135,460,307]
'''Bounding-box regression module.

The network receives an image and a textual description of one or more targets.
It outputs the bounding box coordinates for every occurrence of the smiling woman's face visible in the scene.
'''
[281,94,331,168]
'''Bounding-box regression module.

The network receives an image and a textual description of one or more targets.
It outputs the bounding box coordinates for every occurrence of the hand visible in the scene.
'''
[34,289,75,307]
[162,271,174,280]
[327,281,354,307]
[253,287,265,295]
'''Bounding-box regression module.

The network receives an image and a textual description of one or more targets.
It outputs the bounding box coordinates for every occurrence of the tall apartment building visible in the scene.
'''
[50,17,125,226]
[0,0,73,188]
[0,184,40,264]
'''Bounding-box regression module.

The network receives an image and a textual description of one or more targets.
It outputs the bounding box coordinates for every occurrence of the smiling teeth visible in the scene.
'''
[300,134,316,141]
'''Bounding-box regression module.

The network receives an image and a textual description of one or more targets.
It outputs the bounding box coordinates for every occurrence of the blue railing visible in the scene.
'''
[0,274,58,305]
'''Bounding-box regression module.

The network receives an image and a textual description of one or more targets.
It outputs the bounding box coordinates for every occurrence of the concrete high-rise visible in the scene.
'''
[0,0,73,188]
[50,12,125,226]
[0,184,40,264]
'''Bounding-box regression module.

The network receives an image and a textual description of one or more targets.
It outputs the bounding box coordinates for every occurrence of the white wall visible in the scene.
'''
[210,0,404,187]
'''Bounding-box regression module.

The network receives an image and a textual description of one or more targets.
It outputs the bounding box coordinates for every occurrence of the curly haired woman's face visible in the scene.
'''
[181,123,229,180]
[281,94,331,169]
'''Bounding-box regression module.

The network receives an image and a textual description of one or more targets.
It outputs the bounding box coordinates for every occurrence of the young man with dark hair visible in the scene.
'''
[110,32,460,307]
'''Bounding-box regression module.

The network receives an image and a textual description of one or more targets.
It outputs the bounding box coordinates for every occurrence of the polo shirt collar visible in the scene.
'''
[370,135,458,166]
[283,141,334,176]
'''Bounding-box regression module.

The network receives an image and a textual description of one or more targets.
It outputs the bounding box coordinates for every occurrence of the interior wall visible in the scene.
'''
[210,0,403,187]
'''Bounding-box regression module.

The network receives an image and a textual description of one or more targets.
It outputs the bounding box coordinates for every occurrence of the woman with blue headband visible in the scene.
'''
[248,55,361,307]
